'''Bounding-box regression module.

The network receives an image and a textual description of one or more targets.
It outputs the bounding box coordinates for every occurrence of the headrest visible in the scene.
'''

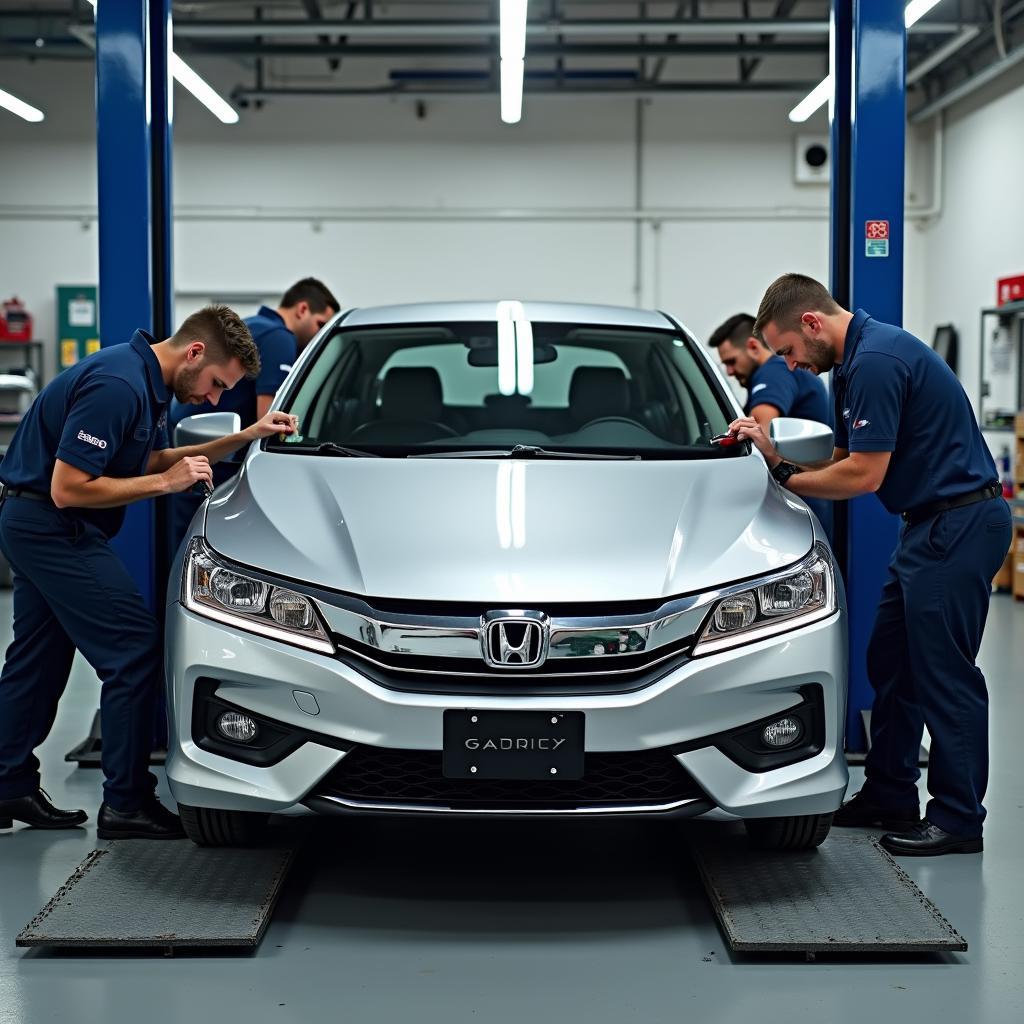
[569,367,629,425]
[381,367,444,422]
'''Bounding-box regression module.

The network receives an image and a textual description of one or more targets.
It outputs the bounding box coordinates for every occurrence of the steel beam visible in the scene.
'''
[188,40,825,58]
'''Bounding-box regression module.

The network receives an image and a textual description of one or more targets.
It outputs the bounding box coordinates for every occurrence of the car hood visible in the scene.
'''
[205,450,814,603]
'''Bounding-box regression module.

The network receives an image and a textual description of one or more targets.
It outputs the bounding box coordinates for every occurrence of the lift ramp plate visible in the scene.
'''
[690,829,967,955]
[17,841,296,952]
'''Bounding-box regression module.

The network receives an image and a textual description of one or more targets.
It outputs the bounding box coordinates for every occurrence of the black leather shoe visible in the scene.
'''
[880,820,983,857]
[97,798,185,840]
[0,789,88,831]
[833,790,920,830]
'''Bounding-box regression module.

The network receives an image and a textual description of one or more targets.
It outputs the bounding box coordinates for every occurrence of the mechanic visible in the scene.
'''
[730,272,1011,857]
[0,306,297,839]
[709,312,832,535]
[167,278,339,550]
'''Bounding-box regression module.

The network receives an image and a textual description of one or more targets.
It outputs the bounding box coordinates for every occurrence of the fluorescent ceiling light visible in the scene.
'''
[789,0,944,123]
[905,0,943,28]
[168,53,239,124]
[86,0,239,124]
[0,86,44,123]
[500,0,528,124]
[789,75,832,124]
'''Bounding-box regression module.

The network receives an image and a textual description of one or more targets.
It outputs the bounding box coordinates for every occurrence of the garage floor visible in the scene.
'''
[1,591,1022,1024]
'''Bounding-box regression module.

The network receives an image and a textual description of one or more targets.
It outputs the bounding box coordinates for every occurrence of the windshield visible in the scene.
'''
[274,320,735,458]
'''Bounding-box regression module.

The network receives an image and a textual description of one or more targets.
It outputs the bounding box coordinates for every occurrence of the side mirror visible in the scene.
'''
[174,412,241,447]
[769,417,834,464]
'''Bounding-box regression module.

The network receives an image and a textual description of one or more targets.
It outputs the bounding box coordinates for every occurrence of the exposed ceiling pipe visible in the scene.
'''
[910,40,1024,120]
[231,81,818,101]
[171,18,968,39]
[906,26,981,84]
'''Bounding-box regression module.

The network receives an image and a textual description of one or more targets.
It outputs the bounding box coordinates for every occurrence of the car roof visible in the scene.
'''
[338,301,678,331]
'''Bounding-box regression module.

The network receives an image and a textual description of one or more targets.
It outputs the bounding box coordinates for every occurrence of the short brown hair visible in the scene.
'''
[754,274,840,336]
[280,277,340,314]
[708,313,759,349]
[171,304,261,379]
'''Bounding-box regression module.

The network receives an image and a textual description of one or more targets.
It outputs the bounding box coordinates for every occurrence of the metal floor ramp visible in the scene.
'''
[17,841,296,953]
[690,828,967,956]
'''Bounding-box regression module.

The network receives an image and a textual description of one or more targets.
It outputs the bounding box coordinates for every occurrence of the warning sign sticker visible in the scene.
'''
[865,220,889,258]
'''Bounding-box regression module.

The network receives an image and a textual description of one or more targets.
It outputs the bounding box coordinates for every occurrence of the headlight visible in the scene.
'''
[183,537,334,654]
[693,543,836,655]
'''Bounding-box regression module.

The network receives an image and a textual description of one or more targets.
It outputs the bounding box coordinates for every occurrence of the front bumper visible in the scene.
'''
[165,599,848,820]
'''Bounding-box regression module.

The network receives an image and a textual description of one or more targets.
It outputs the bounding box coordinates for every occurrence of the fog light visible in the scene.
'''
[762,717,802,748]
[217,711,258,744]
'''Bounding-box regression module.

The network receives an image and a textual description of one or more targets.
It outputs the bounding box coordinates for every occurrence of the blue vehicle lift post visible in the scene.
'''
[830,0,906,752]
[65,0,174,767]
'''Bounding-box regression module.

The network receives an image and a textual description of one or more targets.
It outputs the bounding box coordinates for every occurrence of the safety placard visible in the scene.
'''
[865,220,889,258]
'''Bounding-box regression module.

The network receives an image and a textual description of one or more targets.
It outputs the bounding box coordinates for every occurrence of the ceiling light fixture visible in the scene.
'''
[500,0,528,124]
[789,0,944,123]
[0,86,44,123]
[86,0,239,124]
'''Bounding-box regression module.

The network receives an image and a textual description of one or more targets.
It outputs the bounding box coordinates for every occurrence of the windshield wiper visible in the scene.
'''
[272,441,379,458]
[410,444,639,461]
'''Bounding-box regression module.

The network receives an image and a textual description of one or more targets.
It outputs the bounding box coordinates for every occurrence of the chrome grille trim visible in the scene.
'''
[307,793,712,816]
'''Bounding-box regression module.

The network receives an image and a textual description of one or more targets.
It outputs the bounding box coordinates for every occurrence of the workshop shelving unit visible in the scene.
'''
[978,300,1024,432]
[0,341,44,585]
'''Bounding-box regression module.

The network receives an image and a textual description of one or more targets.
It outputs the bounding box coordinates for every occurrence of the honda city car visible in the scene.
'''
[165,301,847,849]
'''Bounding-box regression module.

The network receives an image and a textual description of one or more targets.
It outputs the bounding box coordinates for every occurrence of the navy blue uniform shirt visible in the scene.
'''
[745,356,829,423]
[834,309,997,515]
[0,330,169,537]
[169,305,294,435]
[167,305,293,486]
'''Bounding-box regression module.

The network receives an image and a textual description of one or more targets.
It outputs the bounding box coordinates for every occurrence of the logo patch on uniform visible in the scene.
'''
[751,383,767,394]
[842,407,850,419]
[77,430,108,450]
[853,418,870,429]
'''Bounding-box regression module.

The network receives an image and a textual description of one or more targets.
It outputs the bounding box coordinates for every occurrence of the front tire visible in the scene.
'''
[178,803,268,847]
[744,812,833,851]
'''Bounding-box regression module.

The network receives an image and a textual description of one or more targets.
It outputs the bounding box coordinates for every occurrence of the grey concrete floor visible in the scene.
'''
[1,590,1023,1024]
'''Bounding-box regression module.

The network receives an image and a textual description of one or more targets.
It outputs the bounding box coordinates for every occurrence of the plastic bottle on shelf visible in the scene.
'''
[999,444,1014,498]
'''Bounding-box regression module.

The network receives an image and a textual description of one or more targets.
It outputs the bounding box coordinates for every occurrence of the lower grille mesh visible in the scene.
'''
[313,745,706,810]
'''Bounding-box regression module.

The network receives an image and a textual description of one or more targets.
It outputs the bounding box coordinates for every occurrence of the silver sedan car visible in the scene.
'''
[166,301,847,849]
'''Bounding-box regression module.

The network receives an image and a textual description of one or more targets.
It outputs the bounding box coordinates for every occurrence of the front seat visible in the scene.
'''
[568,366,631,427]
[347,367,457,444]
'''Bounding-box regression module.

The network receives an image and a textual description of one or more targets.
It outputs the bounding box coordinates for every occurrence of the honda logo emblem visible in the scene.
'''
[481,611,549,669]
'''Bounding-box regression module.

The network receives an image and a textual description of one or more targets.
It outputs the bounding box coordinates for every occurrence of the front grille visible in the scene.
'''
[311,745,707,811]
[333,637,691,696]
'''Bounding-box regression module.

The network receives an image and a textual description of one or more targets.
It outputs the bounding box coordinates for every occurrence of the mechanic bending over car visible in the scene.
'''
[708,311,832,537]
[729,273,1011,857]
[0,306,298,840]
[167,277,339,551]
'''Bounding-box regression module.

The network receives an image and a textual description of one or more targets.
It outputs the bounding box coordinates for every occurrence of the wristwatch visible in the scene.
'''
[770,460,802,487]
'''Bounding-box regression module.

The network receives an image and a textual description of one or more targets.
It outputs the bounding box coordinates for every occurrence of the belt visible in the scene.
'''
[0,484,54,505]
[901,482,1001,527]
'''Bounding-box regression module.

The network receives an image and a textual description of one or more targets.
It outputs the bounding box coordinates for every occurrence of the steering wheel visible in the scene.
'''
[579,416,648,430]
[347,419,460,443]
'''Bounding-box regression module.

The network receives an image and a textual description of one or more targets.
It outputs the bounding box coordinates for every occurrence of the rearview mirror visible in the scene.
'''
[174,412,241,447]
[467,343,559,367]
[769,417,834,464]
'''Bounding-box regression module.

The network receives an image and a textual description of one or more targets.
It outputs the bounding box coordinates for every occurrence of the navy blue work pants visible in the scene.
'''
[0,497,159,811]
[862,497,1012,837]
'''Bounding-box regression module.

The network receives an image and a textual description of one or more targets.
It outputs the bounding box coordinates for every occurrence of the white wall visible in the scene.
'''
[0,59,837,384]
[911,63,1024,418]
[7,51,1022,414]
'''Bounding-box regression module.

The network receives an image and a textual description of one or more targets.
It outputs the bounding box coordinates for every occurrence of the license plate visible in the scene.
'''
[442,710,585,780]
